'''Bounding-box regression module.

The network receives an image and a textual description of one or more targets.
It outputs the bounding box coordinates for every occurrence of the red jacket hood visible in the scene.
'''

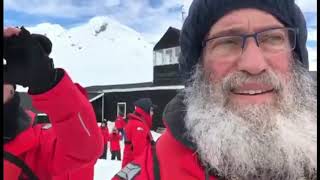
[129,107,152,129]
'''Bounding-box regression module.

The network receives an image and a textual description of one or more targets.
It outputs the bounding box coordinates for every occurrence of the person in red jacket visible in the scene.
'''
[51,86,97,180]
[3,26,104,180]
[109,128,122,161]
[100,121,110,159]
[115,114,126,140]
[113,0,316,179]
[121,98,155,168]
[30,113,97,180]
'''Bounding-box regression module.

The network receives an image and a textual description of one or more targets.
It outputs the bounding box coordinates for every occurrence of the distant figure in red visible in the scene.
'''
[121,98,155,167]
[110,127,121,161]
[100,121,110,159]
[115,114,126,140]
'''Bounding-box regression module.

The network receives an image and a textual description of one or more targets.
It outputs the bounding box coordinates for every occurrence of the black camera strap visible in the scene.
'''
[4,151,39,180]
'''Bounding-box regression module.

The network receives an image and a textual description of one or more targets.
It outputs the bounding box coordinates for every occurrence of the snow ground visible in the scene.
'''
[94,159,121,180]
[94,122,161,180]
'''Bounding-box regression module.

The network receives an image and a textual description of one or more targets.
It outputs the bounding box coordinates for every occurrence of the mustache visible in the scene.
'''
[220,71,284,92]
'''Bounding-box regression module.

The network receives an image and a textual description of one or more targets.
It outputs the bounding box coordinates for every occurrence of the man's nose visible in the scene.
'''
[237,38,268,75]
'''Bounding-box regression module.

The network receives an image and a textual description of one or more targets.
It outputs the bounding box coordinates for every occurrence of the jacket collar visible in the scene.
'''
[4,93,31,144]
[162,92,225,179]
[162,92,197,151]
[129,108,152,129]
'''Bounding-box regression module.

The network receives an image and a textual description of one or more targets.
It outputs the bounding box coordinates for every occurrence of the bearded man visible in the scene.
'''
[113,0,317,179]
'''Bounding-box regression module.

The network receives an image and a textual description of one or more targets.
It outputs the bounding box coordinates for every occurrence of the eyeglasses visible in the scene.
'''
[202,27,298,59]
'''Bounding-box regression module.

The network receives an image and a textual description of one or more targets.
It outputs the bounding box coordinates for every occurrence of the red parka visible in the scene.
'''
[113,94,219,180]
[52,161,96,180]
[4,70,104,179]
[115,115,126,129]
[100,126,110,145]
[49,80,97,180]
[25,123,98,180]
[121,107,153,167]
[40,125,97,180]
[109,132,121,151]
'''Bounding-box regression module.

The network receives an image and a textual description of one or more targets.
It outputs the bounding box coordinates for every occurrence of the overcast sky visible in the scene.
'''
[4,0,316,41]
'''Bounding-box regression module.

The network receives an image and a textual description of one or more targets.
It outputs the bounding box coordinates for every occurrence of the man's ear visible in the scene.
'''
[3,84,15,104]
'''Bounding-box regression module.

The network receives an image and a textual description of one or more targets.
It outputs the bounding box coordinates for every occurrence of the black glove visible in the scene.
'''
[3,26,62,94]
[31,33,52,55]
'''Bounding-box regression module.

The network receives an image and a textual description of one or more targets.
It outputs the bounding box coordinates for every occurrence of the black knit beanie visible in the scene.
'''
[179,0,308,80]
[134,98,155,113]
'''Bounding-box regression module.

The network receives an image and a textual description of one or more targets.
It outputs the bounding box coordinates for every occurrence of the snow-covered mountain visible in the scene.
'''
[18,16,154,91]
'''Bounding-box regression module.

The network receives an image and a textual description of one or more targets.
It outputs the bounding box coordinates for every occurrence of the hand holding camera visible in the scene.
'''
[4,26,60,94]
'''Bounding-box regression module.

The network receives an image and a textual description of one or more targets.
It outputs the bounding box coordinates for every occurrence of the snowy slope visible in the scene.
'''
[17,16,154,92]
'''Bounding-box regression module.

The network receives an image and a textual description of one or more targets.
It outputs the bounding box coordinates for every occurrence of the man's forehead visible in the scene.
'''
[208,8,284,36]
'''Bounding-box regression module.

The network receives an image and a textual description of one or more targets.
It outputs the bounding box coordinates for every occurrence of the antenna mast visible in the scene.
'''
[181,5,186,24]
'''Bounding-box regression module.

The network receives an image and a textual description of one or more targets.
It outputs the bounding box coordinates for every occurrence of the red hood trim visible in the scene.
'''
[130,107,152,128]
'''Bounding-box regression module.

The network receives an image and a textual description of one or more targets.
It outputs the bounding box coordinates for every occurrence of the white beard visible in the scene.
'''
[184,62,317,179]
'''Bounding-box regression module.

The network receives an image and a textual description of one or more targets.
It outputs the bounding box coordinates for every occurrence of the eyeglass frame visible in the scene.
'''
[201,27,299,55]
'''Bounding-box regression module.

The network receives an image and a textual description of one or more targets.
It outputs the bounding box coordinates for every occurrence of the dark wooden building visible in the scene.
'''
[83,27,184,129]
[153,27,182,86]
[86,83,184,129]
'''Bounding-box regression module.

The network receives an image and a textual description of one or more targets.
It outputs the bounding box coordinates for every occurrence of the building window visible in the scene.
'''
[166,49,173,63]
[161,49,166,64]
[153,50,165,66]
[153,52,156,65]
[175,47,180,57]
[117,102,126,118]
[158,50,164,65]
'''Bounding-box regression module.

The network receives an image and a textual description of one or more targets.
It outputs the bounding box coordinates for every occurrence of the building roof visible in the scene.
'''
[88,92,100,100]
[88,92,104,102]
[100,85,185,93]
[153,27,180,51]
[85,81,185,93]
[86,82,154,92]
